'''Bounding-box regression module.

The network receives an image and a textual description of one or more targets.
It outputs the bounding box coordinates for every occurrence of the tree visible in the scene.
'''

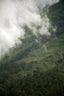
[60,0,64,3]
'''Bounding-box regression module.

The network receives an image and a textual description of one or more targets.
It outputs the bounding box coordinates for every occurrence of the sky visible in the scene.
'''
[0,0,59,58]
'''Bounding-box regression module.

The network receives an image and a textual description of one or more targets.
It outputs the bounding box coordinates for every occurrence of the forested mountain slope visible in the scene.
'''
[0,1,64,96]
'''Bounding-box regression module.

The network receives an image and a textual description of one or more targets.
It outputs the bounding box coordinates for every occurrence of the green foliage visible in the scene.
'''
[48,1,64,36]
[0,62,64,96]
[0,1,64,96]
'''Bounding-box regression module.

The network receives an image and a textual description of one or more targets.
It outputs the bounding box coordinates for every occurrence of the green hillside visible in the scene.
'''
[0,1,64,96]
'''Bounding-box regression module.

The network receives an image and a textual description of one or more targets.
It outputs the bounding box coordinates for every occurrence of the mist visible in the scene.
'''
[0,0,59,58]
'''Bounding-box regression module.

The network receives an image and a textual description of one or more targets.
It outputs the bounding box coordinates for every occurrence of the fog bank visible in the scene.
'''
[0,0,59,58]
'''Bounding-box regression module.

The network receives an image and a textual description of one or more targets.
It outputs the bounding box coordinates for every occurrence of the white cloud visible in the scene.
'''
[0,0,59,58]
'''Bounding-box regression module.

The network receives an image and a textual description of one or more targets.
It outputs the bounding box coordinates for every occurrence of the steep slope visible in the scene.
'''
[0,1,64,95]
[5,61,64,96]
[0,1,64,74]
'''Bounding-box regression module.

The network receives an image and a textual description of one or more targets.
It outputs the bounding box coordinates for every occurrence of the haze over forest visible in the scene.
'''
[0,0,59,58]
[0,0,64,96]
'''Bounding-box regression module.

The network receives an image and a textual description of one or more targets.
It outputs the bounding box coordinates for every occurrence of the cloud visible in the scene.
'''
[0,0,59,58]
[35,0,59,8]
